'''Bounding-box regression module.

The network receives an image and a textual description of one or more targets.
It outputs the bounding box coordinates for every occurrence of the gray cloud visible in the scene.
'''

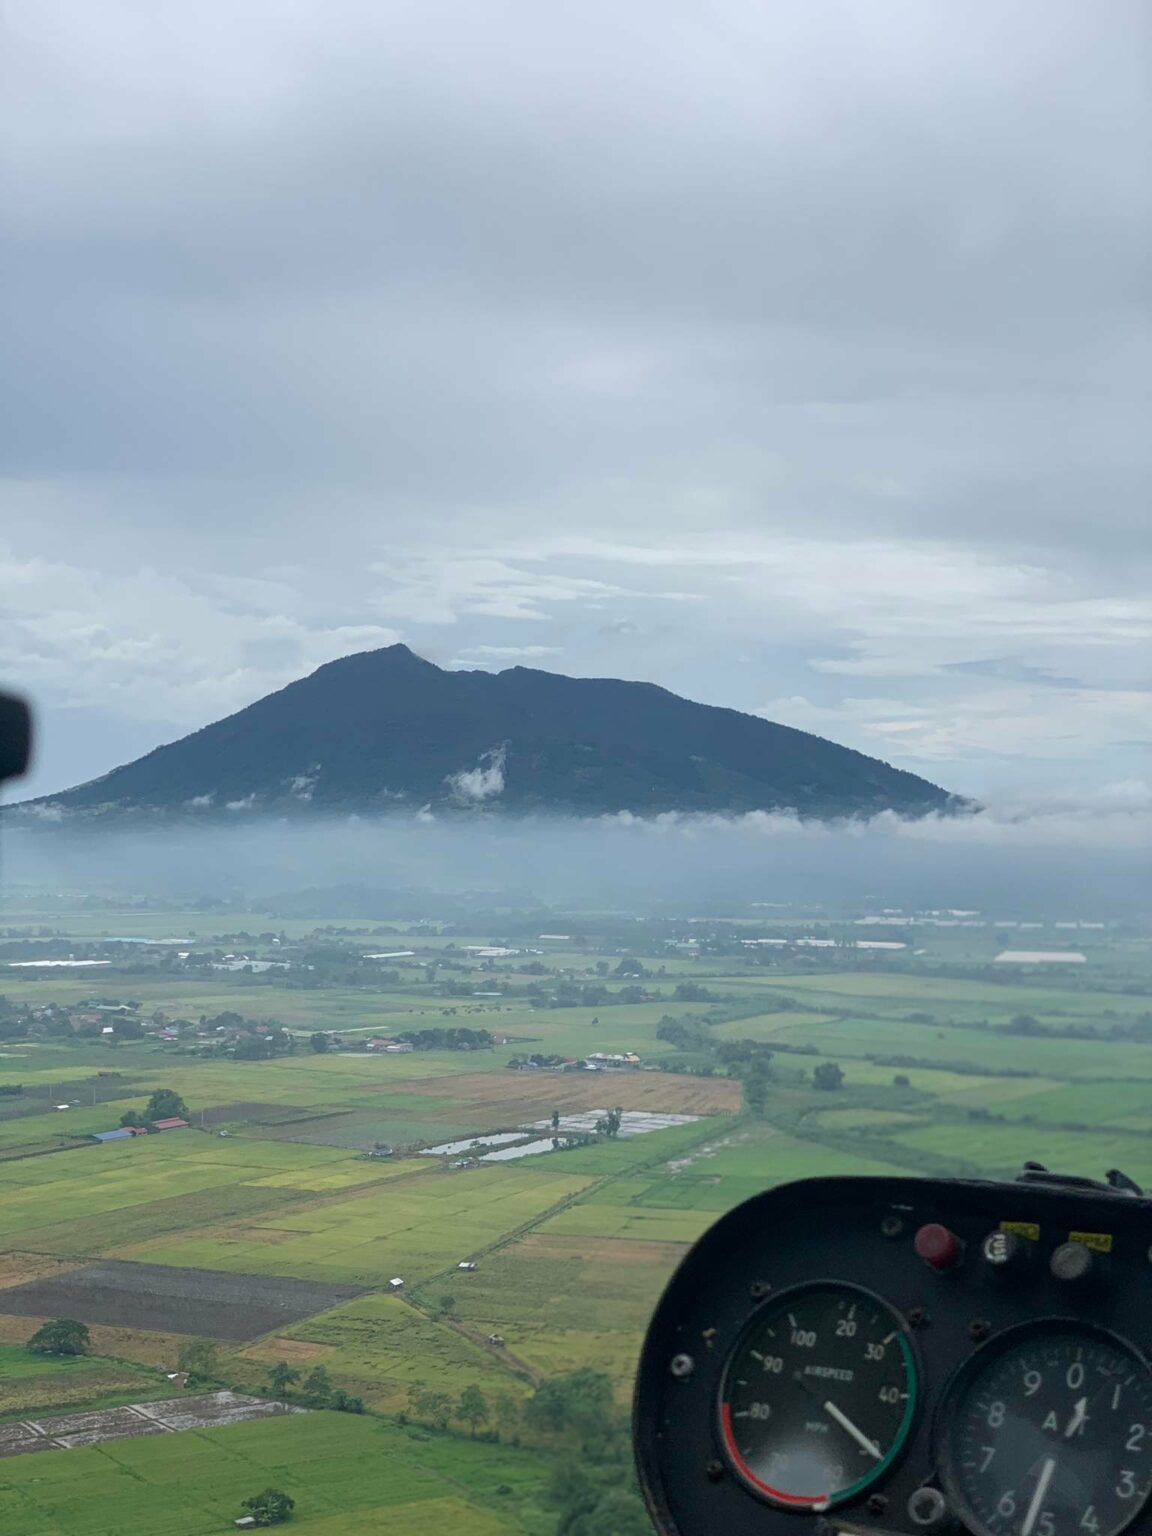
[1,0,1148,801]
[6,793,1150,914]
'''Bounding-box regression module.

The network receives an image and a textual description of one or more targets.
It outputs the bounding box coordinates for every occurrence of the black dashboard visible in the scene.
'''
[634,1172,1152,1536]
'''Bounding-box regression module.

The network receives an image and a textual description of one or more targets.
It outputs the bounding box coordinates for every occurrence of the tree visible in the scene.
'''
[438,1293,456,1317]
[119,1109,146,1128]
[177,1338,218,1384]
[527,1369,614,1438]
[551,1108,561,1131]
[493,1391,522,1437]
[595,1107,623,1139]
[612,957,646,978]
[145,1087,188,1121]
[560,1487,651,1536]
[457,1383,490,1436]
[741,1058,773,1115]
[812,1061,845,1091]
[309,1032,330,1053]
[302,1364,332,1403]
[673,981,716,1003]
[269,1361,301,1399]
[416,1389,453,1430]
[28,1318,89,1357]
[241,1487,295,1526]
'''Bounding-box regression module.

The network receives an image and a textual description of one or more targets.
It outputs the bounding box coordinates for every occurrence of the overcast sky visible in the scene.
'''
[3,0,1149,802]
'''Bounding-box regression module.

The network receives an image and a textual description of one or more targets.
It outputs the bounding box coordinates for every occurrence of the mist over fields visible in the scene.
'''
[4,788,1149,915]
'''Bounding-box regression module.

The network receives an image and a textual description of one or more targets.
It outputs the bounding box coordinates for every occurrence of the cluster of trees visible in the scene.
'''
[525,980,651,1009]
[397,1026,494,1051]
[594,1107,624,1138]
[240,1488,295,1526]
[671,981,719,1002]
[405,1382,492,1436]
[267,1359,365,1412]
[812,1060,846,1090]
[120,1087,189,1128]
[526,1370,650,1535]
[75,1015,146,1040]
[191,1012,296,1059]
[655,1016,712,1052]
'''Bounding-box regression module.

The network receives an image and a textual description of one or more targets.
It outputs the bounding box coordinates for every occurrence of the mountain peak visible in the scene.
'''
[18,647,959,823]
[313,642,438,675]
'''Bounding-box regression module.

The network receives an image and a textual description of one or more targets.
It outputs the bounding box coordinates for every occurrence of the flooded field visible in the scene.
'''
[0,1391,303,1457]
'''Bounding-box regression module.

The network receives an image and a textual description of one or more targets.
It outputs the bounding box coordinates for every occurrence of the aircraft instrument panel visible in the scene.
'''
[634,1171,1152,1536]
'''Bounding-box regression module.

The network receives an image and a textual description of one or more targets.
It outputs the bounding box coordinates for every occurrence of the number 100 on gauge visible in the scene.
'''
[717,1282,918,1511]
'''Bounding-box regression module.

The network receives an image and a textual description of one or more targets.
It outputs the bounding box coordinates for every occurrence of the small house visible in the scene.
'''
[487,1333,505,1346]
[457,1261,478,1271]
[389,1277,404,1290]
[235,1520,258,1530]
[91,1128,133,1143]
[150,1117,189,1132]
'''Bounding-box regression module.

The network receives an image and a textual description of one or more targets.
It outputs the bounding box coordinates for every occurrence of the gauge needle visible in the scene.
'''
[1021,1457,1057,1536]
[1064,1398,1088,1439]
[823,1400,882,1460]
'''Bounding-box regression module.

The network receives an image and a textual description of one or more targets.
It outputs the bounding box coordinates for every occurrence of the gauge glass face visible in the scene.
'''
[718,1282,917,1509]
[939,1323,1152,1536]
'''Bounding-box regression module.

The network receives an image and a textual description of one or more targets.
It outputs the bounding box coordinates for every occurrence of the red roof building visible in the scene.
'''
[150,1117,189,1131]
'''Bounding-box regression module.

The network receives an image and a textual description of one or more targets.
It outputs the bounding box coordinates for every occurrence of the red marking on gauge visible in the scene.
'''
[720,1403,824,1506]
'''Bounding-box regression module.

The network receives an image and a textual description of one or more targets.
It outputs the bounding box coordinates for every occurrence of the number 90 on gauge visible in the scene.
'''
[717,1282,918,1511]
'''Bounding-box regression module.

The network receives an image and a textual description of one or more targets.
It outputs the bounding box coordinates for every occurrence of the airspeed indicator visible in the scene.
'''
[717,1282,917,1510]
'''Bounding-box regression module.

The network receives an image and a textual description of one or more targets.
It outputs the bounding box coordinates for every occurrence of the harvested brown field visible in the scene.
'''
[0,1312,186,1367]
[0,1259,364,1341]
[234,1336,337,1365]
[402,1070,741,1118]
[0,1253,81,1290]
[0,1367,149,1419]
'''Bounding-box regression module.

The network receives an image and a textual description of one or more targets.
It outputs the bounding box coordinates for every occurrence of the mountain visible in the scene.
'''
[18,645,958,822]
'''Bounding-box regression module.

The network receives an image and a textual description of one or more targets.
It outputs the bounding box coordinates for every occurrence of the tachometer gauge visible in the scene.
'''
[717,1282,918,1510]
[938,1321,1152,1536]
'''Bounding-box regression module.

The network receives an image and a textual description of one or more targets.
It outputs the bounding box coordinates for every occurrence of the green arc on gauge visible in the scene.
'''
[834,1330,917,1505]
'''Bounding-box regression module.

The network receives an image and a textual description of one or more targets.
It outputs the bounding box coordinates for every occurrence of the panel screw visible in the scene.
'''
[706,1460,724,1482]
[750,1280,771,1299]
[969,1318,991,1341]
[908,1487,949,1528]
[670,1353,695,1379]
[908,1307,928,1329]
[867,1494,889,1516]
[881,1215,905,1238]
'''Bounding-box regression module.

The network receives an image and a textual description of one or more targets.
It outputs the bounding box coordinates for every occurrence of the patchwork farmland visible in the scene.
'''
[0,895,1146,1533]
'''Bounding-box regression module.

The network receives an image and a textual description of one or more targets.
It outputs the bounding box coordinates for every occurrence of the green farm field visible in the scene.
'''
[0,894,1148,1532]
[0,1410,553,1536]
[128,1163,598,1284]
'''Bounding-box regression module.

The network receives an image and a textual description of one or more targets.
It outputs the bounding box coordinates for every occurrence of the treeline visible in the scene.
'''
[904,1010,1152,1043]
[404,1367,649,1536]
[397,1027,493,1051]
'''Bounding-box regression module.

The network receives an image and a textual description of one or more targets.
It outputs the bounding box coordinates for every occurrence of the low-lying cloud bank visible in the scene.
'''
[2,786,1148,915]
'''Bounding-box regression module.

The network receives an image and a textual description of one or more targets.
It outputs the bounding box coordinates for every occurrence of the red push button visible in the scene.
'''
[914,1223,964,1271]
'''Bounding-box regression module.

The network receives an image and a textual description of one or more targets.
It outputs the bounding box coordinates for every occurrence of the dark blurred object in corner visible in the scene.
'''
[0,692,32,788]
